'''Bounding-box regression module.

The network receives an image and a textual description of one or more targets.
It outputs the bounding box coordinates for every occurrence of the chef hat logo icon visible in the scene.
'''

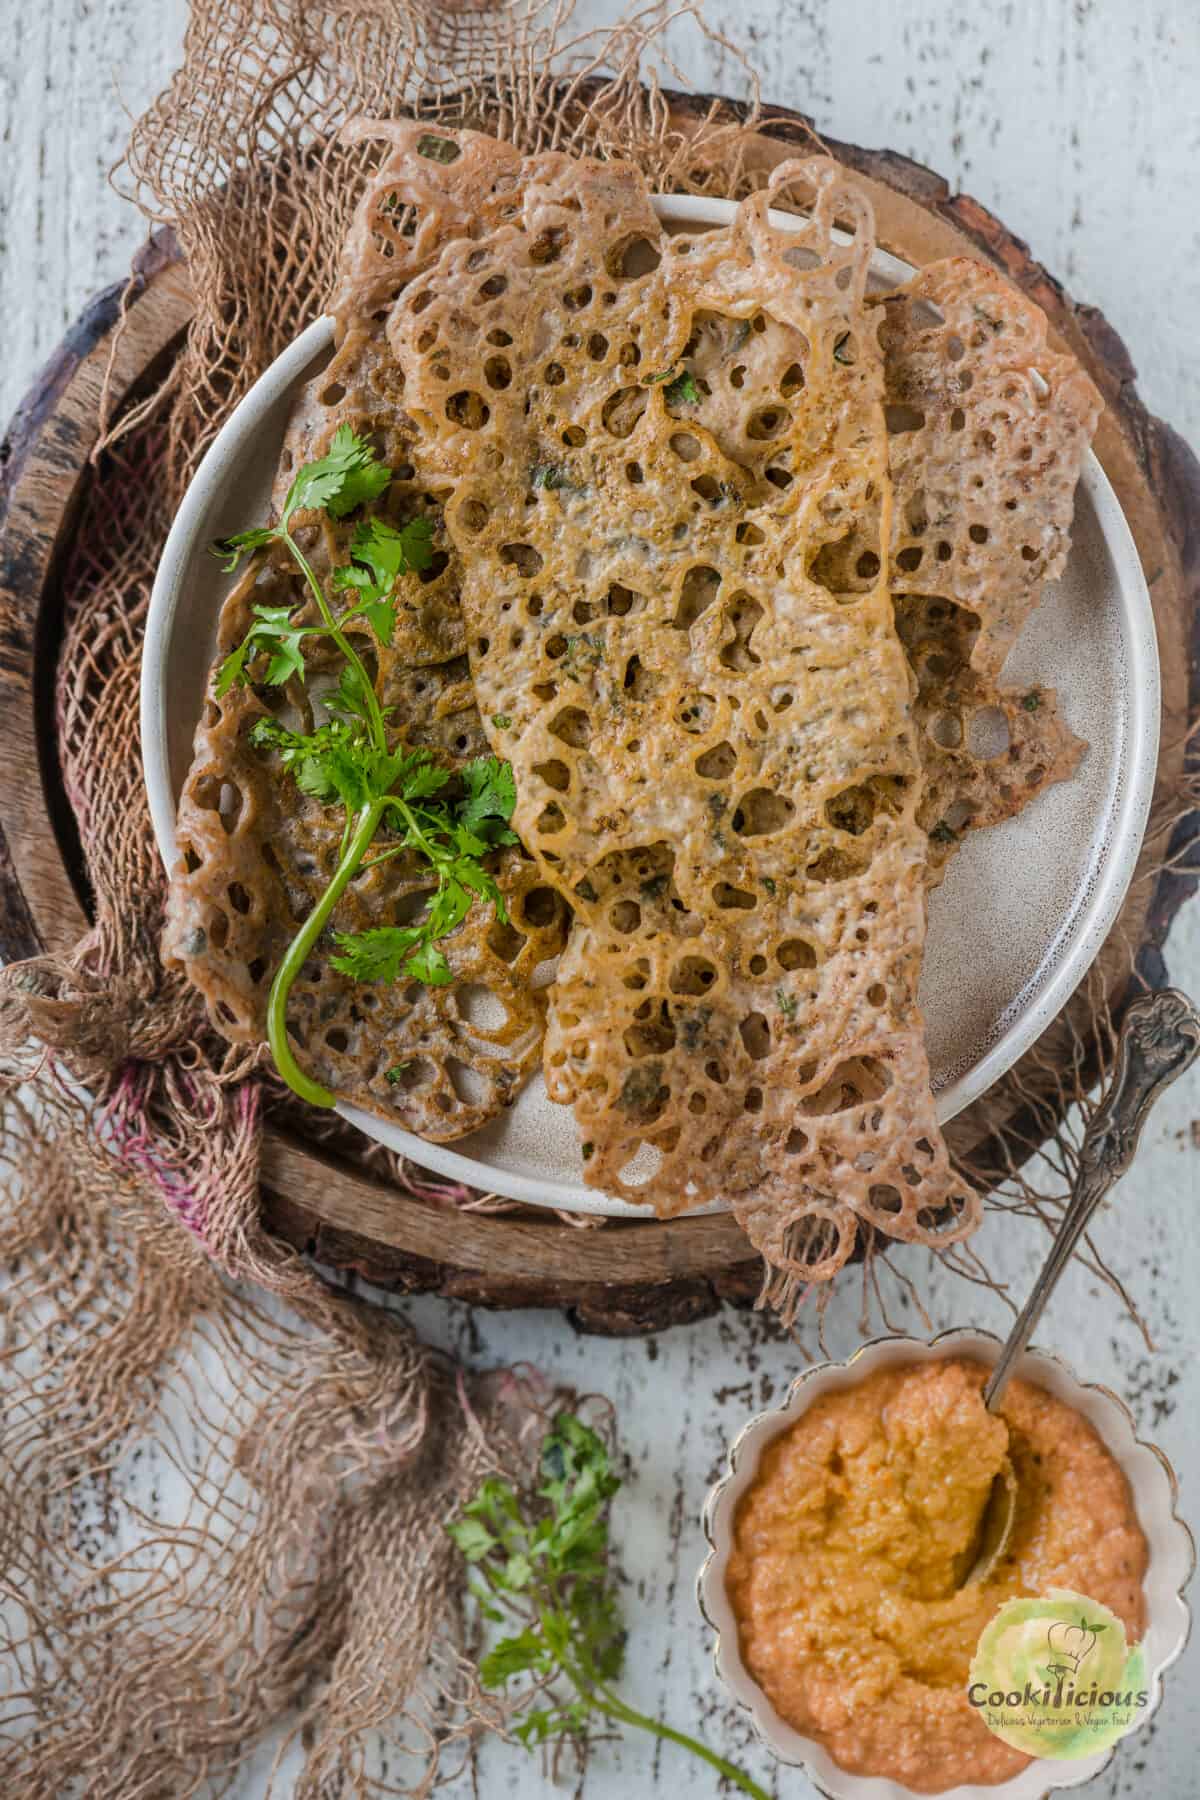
[1045,1620,1100,1673]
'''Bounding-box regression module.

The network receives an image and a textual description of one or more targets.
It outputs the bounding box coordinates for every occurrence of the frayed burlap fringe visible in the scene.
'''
[0,1037,560,1798]
[0,0,1194,1793]
[0,6,774,1793]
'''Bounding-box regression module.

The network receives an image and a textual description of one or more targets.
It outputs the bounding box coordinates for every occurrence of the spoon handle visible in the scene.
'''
[983,987,1200,1412]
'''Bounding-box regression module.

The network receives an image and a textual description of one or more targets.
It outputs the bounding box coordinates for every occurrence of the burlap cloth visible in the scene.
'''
[0,2,1193,1794]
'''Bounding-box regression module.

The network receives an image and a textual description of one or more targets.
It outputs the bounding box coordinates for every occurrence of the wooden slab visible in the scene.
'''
[1,95,1196,1332]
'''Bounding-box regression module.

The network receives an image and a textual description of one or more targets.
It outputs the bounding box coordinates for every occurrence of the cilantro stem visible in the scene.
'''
[210,430,515,1107]
[282,526,388,753]
[595,1686,771,1799]
[265,799,386,1108]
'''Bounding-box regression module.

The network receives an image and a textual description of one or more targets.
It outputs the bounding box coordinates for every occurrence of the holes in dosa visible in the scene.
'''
[885,403,925,435]
[825,776,906,836]
[694,740,736,780]
[446,391,490,429]
[967,705,1011,760]
[622,656,663,701]
[676,691,717,734]
[672,564,720,631]
[533,758,570,792]
[799,1056,891,1116]
[916,1191,975,1236]
[609,234,662,279]
[809,531,879,597]
[610,899,641,934]
[732,789,794,838]
[670,955,717,995]
[487,917,526,962]
[713,882,756,911]
[739,1012,771,1061]
[669,432,702,462]
[192,773,243,834]
[807,845,868,884]
[747,406,791,441]
[384,1058,432,1093]
[607,582,643,617]
[601,386,648,437]
[719,594,763,671]
[521,886,561,928]
[529,226,568,265]
[549,706,591,748]
[776,938,817,971]
[624,1002,675,1058]
[500,542,543,577]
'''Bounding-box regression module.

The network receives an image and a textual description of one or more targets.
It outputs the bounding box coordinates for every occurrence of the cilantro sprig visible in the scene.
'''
[448,1415,769,1797]
[209,427,517,1109]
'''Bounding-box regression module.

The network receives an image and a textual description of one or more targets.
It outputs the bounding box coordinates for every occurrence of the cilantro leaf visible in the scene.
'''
[663,369,701,406]
[393,747,452,802]
[332,516,436,644]
[405,939,453,986]
[216,602,311,695]
[282,423,392,524]
[323,662,376,726]
[444,1414,766,1788]
[211,525,276,574]
[459,756,518,836]
[215,638,252,697]
[330,925,424,984]
[446,1517,499,1563]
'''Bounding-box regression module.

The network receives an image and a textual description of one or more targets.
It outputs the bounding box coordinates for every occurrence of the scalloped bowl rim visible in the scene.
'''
[696,1328,1193,1800]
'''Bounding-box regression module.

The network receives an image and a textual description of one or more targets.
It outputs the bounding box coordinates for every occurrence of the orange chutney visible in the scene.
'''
[726,1358,1146,1792]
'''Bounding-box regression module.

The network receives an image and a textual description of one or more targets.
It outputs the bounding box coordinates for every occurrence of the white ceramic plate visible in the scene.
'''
[697,1330,1194,1800]
[143,194,1160,1216]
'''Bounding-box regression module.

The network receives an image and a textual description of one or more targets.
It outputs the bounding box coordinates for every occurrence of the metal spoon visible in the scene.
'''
[960,987,1200,1586]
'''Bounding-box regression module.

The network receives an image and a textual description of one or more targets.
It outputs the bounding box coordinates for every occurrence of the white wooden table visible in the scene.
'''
[2,3,1198,1795]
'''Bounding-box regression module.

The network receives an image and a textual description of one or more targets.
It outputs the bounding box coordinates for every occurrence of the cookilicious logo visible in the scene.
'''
[968,1589,1149,1760]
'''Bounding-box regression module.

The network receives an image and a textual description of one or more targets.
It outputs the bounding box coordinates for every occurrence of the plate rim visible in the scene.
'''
[142,191,1160,1219]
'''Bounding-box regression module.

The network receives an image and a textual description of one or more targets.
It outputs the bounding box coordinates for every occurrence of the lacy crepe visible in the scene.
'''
[162,136,577,1140]
[166,127,1100,1290]
[380,143,986,1289]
